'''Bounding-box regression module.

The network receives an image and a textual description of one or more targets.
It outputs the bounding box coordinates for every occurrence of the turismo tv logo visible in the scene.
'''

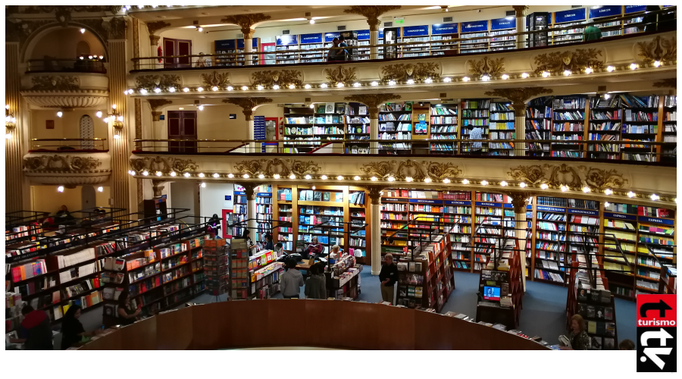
[637,295,677,372]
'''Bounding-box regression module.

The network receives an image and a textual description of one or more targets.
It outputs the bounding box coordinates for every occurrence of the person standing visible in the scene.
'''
[583,19,602,41]
[338,35,349,61]
[468,126,485,154]
[117,291,141,326]
[16,305,53,350]
[263,233,275,250]
[243,229,257,256]
[60,305,102,349]
[280,259,304,299]
[379,254,398,304]
[327,38,341,62]
[304,263,327,299]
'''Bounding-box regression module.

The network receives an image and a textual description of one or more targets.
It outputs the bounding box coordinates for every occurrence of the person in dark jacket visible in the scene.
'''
[18,305,53,350]
[379,254,399,304]
[263,233,275,250]
[304,263,327,299]
[60,305,101,349]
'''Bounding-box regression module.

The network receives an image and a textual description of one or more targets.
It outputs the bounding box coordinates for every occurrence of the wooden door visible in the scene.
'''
[163,38,193,68]
[163,38,176,69]
[168,111,197,153]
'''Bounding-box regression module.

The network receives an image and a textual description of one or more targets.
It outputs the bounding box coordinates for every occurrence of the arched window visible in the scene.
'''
[79,115,94,150]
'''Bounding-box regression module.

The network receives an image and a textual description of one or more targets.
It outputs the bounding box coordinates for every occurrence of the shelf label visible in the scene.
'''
[324,32,341,42]
[402,25,429,37]
[234,191,246,196]
[431,23,458,35]
[444,200,470,205]
[357,29,370,40]
[491,17,516,30]
[554,8,586,23]
[639,216,674,226]
[300,33,323,44]
[236,38,259,49]
[537,206,565,213]
[256,192,271,197]
[276,35,298,46]
[604,212,637,221]
[589,5,622,19]
[475,202,502,207]
[409,199,443,205]
[461,20,488,32]
[382,198,405,203]
[625,5,647,14]
[215,39,236,50]
[568,209,599,216]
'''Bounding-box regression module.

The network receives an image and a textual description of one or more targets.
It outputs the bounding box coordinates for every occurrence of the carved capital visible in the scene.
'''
[240,183,257,201]
[250,70,303,88]
[637,35,677,65]
[505,191,532,214]
[223,97,273,120]
[367,186,384,204]
[202,71,230,87]
[345,94,401,119]
[380,62,440,83]
[151,180,166,198]
[512,5,528,17]
[344,6,401,31]
[221,13,271,38]
[151,111,162,121]
[484,88,554,116]
[147,21,170,36]
[148,99,172,111]
[149,34,160,46]
[105,17,126,40]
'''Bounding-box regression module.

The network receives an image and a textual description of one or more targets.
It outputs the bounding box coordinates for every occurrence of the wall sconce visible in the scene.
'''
[5,104,16,139]
[103,104,124,130]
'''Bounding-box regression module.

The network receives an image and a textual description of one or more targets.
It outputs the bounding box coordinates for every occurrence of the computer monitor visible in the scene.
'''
[483,286,501,301]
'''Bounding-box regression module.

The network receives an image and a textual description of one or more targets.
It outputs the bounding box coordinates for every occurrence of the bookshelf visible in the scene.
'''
[314,102,347,144]
[299,33,325,63]
[488,100,515,156]
[275,35,299,64]
[473,192,507,272]
[602,202,637,298]
[345,102,371,154]
[356,30,370,61]
[588,96,622,160]
[229,238,249,300]
[297,186,346,252]
[526,97,552,157]
[381,190,410,250]
[203,238,228,297]
[661,95,676,163]
[327,254,363,299]
[551,95,587,159]
[233,185,248,237]
[459,21,490,54]
[443,191,473,272]
[621,94,659,162]
[379,102,413,155]
[401,25,430,58]
[429,103,459,153]
[659,265,677,295]
[249,249,284,299]
[274,186,295,252]
[430,23,459,56]
[283,105,318,153]
[255,185,272,242]
[143,197,168,224]
[461,99,490,154]
[490,18,517,52]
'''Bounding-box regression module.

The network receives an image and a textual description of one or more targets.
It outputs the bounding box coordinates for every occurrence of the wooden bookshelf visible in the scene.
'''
[551,95,587,159]
[526,97,552,157]
[429,103,459,154]
[461,99,490,154]
[379,102,413,154]
[488,100,515,156]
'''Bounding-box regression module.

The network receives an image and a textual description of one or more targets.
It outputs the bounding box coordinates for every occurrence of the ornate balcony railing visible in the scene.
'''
[29,138,109,152]
[132,138,676,165]
[130,7,676,71]
[26,58,107,74]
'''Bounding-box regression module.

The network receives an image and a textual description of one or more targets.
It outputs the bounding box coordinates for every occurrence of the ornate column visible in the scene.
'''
[149,99,172,152]
[222,14,271,66]
[344,6,400,60]
[151,180,167,198]
[5,39,28,212]
[106,17,132,213]
[367,186,384,275]
[146,21,170,70]
[506,191,533,290]
[223,97,273,152]
[241,183,258,239]
[345,94,402,154]
[484,87,553,157]
[513,6,529,50]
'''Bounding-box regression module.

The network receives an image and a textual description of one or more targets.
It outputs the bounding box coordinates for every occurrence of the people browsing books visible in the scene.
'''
[12,305,53,350]
[60,305,102,349]
[583,19,602,42]
[274,242,284,258]
[280,259,304,299]
[468,126,484,154]
[117,290,141,326]
[243,230,257,256]
[327,38,343,62]
[560,314,590,350]
[56,205,73,220]
[329,245,341,264]
[304,263,327,299]
[263,233,274,250]
[305,236,324,259]
[379,254,399,304]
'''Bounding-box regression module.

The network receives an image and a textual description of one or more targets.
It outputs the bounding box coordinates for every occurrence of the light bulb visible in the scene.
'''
[443,77,452,83]
[501,74,509,80]
[103,118,109,123]
[198,105,204,111]
[227,173,234,178]
[96,111,103,118]
[201,182,206,188]
[353,82,361,87]
[154,88,161,93]
[170,171,176,177]
[272,85,280,90]
[212,86,218,91]
[542,71,550,78]
[560,185,569,192]
[480,75,490,81]
[198,27,203,32]
[563,70,571,76]
[462,179,469,184]
[304,84,311,89]
[425,78,433,84]
[337,176,344,181]
[289,174,296,179]
[97,186,103,192]
[183,87,190,92]
[371,176,377,181]
[354,176,361,181]
[629,63,638,70]
[242,86,248,90]
[305,174,312,180]
[480,180,488,186]
[289,84,296,89]
[140,89,148,94]
[606,66,615,72]
[462,77,470,82]
[627,191,636,198]
[184,172,191,177]
[500,181,508,186]
[604,93,611,99]
[142,170,149,176]
[650,194,659,201]
[57,186,64,193]
[604,202,610,207]
[653,61,661,67]
[309,19,315,24]
[405,177,413,182]
[387,176,395,182]
[309,104,315,109]
[156,171,162,176]
[540,184,548,189]
[80,28,85,34]
[57,111,63,118]
[424,178,432,183]
[213,173,220,178]
[370,81,378,87]
[406,79,414,85]
[242,174,249,179]
[584,67,593,74]
[443,178,450,184]
[227,86,233,91]
[582,186,591,193]
[519,182,527,188]
[258,174,265,179]
[197,87,204,92]
[113,134,120,139]
[273,174,280,179]
[337,82,344,88]
[604,189,613,195]
[320,175,327,180]
[320,83,328,89]
[521,73,529,79]
[128,170,135,176]
[168,87,176,92]
[388,80,396,86]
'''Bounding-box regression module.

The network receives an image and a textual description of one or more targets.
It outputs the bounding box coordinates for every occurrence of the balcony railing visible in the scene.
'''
[29,138,109,152]
[132,138,676,165]
[26,58,107,74]
[131,7,676,71]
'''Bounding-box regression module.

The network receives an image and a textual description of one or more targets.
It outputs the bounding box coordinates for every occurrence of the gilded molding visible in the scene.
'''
[484,88,554,116]
[359,160,461,181]
[507,164,628,190]
[135,74,181,91]
[201,71,230,87]
[24,155,103,172]
[380,62,440,83]
[533,48,604,74]
[345,94,402,118]
[343,6,401,31]
[505,191,532,214]
[129,156,199,173]
[146,21,170,36]
[233,159,321,178]
[31,75,80,90]
[221,13,271,38]
[325,66,358,86]
[223,97,273,120]
[637,35,677,65]
[367,186,384,203]
[468,56,505,78]
[250,70,303,88]
[653,78,677,88]
[104,17,126,40]
[148,99,172,111]
[151,180,166,197]
[512,5,529,16]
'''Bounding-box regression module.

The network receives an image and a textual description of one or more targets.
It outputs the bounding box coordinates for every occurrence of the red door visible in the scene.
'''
[167,111,197,153]
[163,38,192,68]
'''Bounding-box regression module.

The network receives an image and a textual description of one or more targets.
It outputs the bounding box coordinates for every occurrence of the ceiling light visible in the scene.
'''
[227,86,234,91]
[80,28,85,34]
[197,27,203,32]
[289,174,296,179]
[462,179,469,184]
[198,173,205,178]
[405,177,413,182]
[387,176,395,182]
[241,86,248,90]
[168,87,176,92]
[257,85,264,90]
[201,182,206,188]
[501,74,509,80]
[370,81,378,87]
[154,87,161,93]
[629,63,638,70]
[304,84,311,89]
[57,186,64,193]
[354,176,361,181]
[521,73,529,79]
[480,180,488,186]
[212,86,218,91]
[258,174,265,179]
[97,186,103,192]
[461,77,470,82]
[156,171,162,176]
[604,93,611,99]
[309,103,315,109]
[183,87,189,92]
[289,84,296,89]
[273,174,280,179]
[227,173,234,178]
[500,181,508,186]
[242,174,249,179]
[305,174,312,180]
[653,60,662,67]
[650,194,659,201]
[337,82,345,88]
[57,111,63,118]
[443,178,450,184]
[540,184,548,189]
[198,105,204,111]
[337,175,344,181]
[480,75,490,81]
[309,19,315,25]
[320,175,328,180]
[95,111,103,118]
[388,80,396,86]
[197,87,204,92]
[604,188,613,195]
[584,67,593,74]
[140,89,148,94]
[424,178,432,183]
[604,202,610,207]
[542,71,550,78]
[607,66,615,72]
[170,171,176,177]
[128,170,135,176]
[273,84,280,90]
[371,176,377,181]
[627,191,636,198]
[184,172,191,177]
[406,79,415,85]
[425,78,433,84]
[443,77,452,83]
[142,170,149,176]
[519,182,527,188]
[320,83,328,89]
[582,186,591,193]
[560,185,569,192]
[113,134,120,139]
[213,173,220,178]
[563,70,571,76]
[353,82,361,88]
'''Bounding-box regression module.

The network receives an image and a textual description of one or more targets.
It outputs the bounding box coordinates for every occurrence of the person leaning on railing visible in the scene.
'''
[583,19,602,42]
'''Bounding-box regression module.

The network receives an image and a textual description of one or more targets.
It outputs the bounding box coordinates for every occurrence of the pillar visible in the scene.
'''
[242,183,258,240]
[512,102,526,157]
[223,97,273,153]
[343,6,401,60]
[107,18,132,213]
[368,187,383,275]
[244,33,254,66]
[508,192,530,290]
[369,29,379,60]
[220,14,272,66]
[5,41,29,212]
[369,111,379,154]
[513,6,528,50]
[146,21,171,70]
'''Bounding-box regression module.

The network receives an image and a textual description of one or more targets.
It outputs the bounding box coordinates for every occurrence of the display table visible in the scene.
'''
[77,299,549,350]
[475,302,516,329]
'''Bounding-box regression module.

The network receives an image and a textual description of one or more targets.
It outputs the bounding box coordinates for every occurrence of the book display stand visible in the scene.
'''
[229,238,249,300]
[204,239,228,300]
[326,253,363,299]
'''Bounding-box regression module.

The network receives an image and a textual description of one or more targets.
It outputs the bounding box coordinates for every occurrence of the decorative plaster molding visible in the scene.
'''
[367,186,384,204]
[146,20,170,41]
[233,158,321,178]
[135,74,181,91]
[484,87,554,116]
[505,191,533,214]
[31,75,80,90]
[359,160,462,181]
[507,164,628,190]
[21,91,109,108]
[250,70,303,88]
[343,6,401,31]
[345,94,402,118]
[533,48,604,74]
[380,62,440,83]
[637,35,677,65]
[24,155,104,172]
[221,13,271,38]
[512,5,529,16]
[325,66,358,87]
[148,99,172,111]
[104,17,126,40]
[129,156,199,173]
[468,56,505,78]
[223,97,273,120]
[653,78,677,88]
[201,71,230,88]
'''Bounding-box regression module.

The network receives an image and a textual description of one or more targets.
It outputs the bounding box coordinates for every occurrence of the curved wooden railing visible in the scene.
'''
[77,299,549,350]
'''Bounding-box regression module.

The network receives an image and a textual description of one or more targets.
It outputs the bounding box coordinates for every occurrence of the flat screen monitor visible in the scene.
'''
[483,286,501,301]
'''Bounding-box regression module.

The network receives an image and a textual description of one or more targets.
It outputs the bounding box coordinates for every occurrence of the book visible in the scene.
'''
[605,322,616,337]
[603,337,615,349]
[604,307,614,321]
[587,305,596,318]
[322,192,331,202]
[590,336,603,350]
[596,307,605,320]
